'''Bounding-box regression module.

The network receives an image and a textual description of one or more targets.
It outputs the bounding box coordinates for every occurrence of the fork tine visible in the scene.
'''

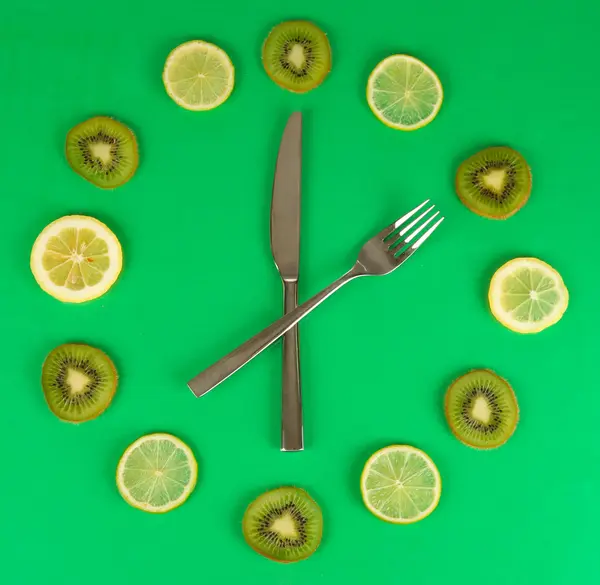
[392,215,444,265]
[378,199,430,240]
[409,216,445,249]
[404,210,440,244]
[388,204,436,249]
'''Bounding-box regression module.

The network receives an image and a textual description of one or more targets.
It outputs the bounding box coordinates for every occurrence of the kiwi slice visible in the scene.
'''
[262,20,331,93]
[242,486,323,563]
[455,146,532,219]
[445,369,519,449]
[41,343,118,423]
[65,116,139,189]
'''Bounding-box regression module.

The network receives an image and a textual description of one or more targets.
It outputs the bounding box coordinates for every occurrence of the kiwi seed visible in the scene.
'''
[262,20,332,93]
[242,486,323,563]
[41,343,118,423]
[65,116,139,189]
[445,369,519,449]
[455,146,532,219]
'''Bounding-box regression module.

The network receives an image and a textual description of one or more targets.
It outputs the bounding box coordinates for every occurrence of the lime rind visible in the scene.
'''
[30,215,123,303]
[489,257,569,333]
[116,433,198,514]
[367,55,443,130]
[163,40,235,111]
[361,445,441,524]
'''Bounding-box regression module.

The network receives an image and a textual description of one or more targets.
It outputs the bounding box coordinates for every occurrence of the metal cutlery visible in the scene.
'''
[270,112,303,452]
[187,199,444,399]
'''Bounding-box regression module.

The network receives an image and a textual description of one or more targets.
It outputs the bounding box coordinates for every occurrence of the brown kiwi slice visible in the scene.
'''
[455,146,532,219]
[262,20,331,93]
[242,486,323,563]
[41,343,118,423]
[445,369,519,449]
[65,116,138,189]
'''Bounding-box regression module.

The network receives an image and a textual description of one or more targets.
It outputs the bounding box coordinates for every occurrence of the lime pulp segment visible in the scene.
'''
[42,227,110,290]
[498,265,561,323]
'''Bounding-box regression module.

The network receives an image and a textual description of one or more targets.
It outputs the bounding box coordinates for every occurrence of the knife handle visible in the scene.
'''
[281,281,303,452]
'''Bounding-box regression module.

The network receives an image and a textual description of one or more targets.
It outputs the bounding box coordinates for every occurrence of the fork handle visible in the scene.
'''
[187,268,362,398]
[281,281,302,452]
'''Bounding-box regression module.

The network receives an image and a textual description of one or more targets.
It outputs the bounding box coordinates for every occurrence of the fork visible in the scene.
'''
[187,199,444,398]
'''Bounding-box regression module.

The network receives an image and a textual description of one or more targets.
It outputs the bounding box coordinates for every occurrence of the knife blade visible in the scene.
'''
[270,112,303,452]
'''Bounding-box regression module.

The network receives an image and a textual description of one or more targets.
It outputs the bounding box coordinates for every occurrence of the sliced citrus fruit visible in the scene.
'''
[489,257,569,333]
[30,215,122,303]
[361,445,441,524]
[367,54,443,131]
[116,433,198,514]
[163,40,235,111]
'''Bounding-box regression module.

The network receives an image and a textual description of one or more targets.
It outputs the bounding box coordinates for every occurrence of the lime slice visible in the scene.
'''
[30,215,122,303]
[361,445,441,524]
[116,433,198,514]
[367,55,443,130]
[163,40,235,111]
[489,257,569,333]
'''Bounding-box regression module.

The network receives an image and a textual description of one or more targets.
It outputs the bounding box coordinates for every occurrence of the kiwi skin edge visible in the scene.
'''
[65,116,140,190]
[261,21,332,94]
[241,486,323,563]
[444,368,519,450]
[41,343,119,424]
[455,146,532,220]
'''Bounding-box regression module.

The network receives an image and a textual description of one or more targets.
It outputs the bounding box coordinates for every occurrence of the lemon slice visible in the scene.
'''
[30,215,122,303]
[367,55,443,131]
[489,257,569,333]
[361,445,441,524]
[163,40,235,111]
[116,433,198,514]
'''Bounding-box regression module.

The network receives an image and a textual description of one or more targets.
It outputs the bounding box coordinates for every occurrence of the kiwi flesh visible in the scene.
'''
[65,116,138,189]
[242,486,323,563]
[445,369,519,449]
[41,343,118,423]
[455,146,532,219]
[262,20,331,93]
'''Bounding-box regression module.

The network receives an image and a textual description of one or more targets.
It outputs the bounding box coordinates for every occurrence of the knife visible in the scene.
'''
[271,112,303,452]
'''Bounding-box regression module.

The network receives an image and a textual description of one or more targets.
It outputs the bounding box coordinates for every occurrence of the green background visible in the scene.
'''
[1,1,598,583]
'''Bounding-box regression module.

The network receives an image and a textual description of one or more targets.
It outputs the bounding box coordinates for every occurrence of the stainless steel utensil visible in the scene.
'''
[187,199,444,399]
[270,112,303,452]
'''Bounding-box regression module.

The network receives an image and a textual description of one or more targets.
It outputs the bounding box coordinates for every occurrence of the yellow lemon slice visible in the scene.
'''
[361,445,441,524]
[367,55,443,131]
[30,215,122,303]
[116,433,198,514]
[163,40,235,111]
[489,257,569,333]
